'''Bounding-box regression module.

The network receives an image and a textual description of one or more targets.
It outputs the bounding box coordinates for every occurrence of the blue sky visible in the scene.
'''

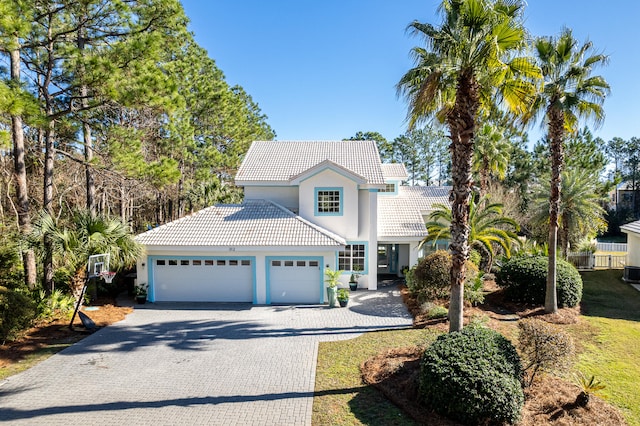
[180,1,640,146]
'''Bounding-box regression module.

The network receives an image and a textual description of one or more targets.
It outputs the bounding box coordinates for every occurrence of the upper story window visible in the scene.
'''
[379,183,396,193]
[315,187,343,216]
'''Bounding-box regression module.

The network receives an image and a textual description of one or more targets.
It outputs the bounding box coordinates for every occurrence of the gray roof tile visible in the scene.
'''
[378,186,451,238]
[136,200,346,247]
[381,163,408,180]
[236,141,385,185]
[621,220,640,234]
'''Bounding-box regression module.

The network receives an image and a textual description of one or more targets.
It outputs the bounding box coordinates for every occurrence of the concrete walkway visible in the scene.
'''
[0,286,411,425]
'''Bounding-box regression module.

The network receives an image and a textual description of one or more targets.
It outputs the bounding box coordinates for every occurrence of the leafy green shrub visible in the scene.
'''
[36,289,76,321]
[407,250,478,303]
[464,273,485,306]
[0,286,36,342]
[518,318,575,386]
[0,240,36,342]
[422,304,448,319]
[496,255,583,307]
[419,325,524,425]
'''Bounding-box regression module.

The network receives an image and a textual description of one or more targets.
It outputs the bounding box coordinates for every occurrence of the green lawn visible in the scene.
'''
[312,328,439,425]
[573,270,640,426]
[313,270,640,425]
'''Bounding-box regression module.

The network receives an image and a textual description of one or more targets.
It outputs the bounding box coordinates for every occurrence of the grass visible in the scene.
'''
[312,328,440,425]
[572,270,640,426]
[0,342,78,380]
[313,270,640,425]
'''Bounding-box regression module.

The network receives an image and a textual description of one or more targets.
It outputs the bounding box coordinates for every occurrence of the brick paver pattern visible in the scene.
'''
[0,285,411,425]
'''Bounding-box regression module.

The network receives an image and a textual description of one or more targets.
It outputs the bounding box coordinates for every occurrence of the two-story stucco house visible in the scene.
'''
[135,140,450,304]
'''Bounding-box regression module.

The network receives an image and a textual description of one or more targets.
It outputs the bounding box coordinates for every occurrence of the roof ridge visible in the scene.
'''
[135,204,220,237]
[266,200,347,245]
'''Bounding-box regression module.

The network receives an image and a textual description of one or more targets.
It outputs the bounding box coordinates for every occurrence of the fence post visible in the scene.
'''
[609,255,612,269]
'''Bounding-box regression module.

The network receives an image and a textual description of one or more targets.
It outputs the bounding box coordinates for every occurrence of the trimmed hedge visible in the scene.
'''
[406,250,478,303]
[496,255,583,307]
[419,326,524,424]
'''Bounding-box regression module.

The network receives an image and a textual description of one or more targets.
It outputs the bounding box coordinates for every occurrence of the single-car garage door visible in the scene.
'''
[268,258,322,304]
[152,257,254,302]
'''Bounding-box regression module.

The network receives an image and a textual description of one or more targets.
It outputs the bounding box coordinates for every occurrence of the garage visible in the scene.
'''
[151,257,254,302]
[268,257,323,304]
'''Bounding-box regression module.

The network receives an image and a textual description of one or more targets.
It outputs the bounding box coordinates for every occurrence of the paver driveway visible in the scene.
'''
[0,285,411,425]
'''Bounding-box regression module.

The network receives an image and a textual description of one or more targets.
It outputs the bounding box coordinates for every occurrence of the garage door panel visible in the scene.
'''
[153,258,253,302]
[269,259,321,304]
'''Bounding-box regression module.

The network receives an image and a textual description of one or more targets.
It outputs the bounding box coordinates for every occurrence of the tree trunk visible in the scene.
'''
[43,120,56,293]
[546,105,564,314]
[9,43,37,289]
[78,22,96,216]
[446,70,479,332]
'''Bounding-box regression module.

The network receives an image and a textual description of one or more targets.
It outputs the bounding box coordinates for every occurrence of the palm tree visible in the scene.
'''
[396,0,538,331]
[531,169,607,259]
[420,194,519,271]
[527,28,610,314]
[31,210,143,299]
[473,122,511,194]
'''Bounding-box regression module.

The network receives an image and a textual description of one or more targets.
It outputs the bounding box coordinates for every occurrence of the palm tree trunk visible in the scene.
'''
[9,43,37,289]
[546,105,564,314]
[447,70,479,332]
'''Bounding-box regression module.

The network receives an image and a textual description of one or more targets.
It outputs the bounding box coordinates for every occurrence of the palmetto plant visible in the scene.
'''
[397,0,539,331]
[30,210,143,299]
[527,27,610,314]
[420,194,519,271]
[574,372,606,407]
[531,169,607,259]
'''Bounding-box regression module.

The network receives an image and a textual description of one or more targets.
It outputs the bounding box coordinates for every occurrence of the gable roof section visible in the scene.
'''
[236,140,385,186]
[289,159,367,185]
[378,186,451,238]
[136,200,346,247]
[381,163,408,181]
[621,220,640,235]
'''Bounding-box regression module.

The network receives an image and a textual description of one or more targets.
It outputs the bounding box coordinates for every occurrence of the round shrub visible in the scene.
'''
[419,326,524,425]
[407,250,478,303]
[496,255,582,307]
[0,286,36,341]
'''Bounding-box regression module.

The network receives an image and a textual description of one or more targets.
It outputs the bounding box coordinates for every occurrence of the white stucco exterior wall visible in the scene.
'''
[244,186,299,211]
[298,169,359,239]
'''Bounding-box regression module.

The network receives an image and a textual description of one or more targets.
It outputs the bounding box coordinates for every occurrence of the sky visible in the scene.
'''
[180,1,640,147]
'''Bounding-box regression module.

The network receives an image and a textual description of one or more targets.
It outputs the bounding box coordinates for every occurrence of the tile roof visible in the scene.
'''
[380,163,408,180]
[621,220,640,235]
[135,200,346,247]
[378,186,451,238]
[236,141,385,185]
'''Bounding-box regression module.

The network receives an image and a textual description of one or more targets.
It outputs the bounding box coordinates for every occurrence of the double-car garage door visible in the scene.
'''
[151,256,323,304]
[153,257,253,302]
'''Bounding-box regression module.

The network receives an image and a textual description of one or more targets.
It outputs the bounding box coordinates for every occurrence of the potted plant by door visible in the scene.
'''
[324,268,341,308]
[348,274,357,291]
[337,288,350,307]
[134,283,148,304]
[349,266,362,291]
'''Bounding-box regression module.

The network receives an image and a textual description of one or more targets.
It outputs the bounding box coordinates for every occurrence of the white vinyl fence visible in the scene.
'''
[567,252,626,270]
[595,242,628,252]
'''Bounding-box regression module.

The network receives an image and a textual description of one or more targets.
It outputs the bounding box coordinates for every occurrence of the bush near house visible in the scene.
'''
[418,325,524,425]
[0,243,36,341]
[496,255,583,307]
[406,250,478,304]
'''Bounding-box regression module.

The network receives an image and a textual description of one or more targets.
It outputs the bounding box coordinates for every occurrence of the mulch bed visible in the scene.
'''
[362,283,627,425]
[0,302,132,368]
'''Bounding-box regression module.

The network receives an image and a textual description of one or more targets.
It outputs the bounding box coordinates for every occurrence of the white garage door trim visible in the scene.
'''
[149,256,256,303]
[266,256,324,304]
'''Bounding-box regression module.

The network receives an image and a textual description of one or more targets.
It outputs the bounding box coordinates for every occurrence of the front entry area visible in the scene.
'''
[151,256,255,302]
[267,257,323,304]
[377,244,400,274]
